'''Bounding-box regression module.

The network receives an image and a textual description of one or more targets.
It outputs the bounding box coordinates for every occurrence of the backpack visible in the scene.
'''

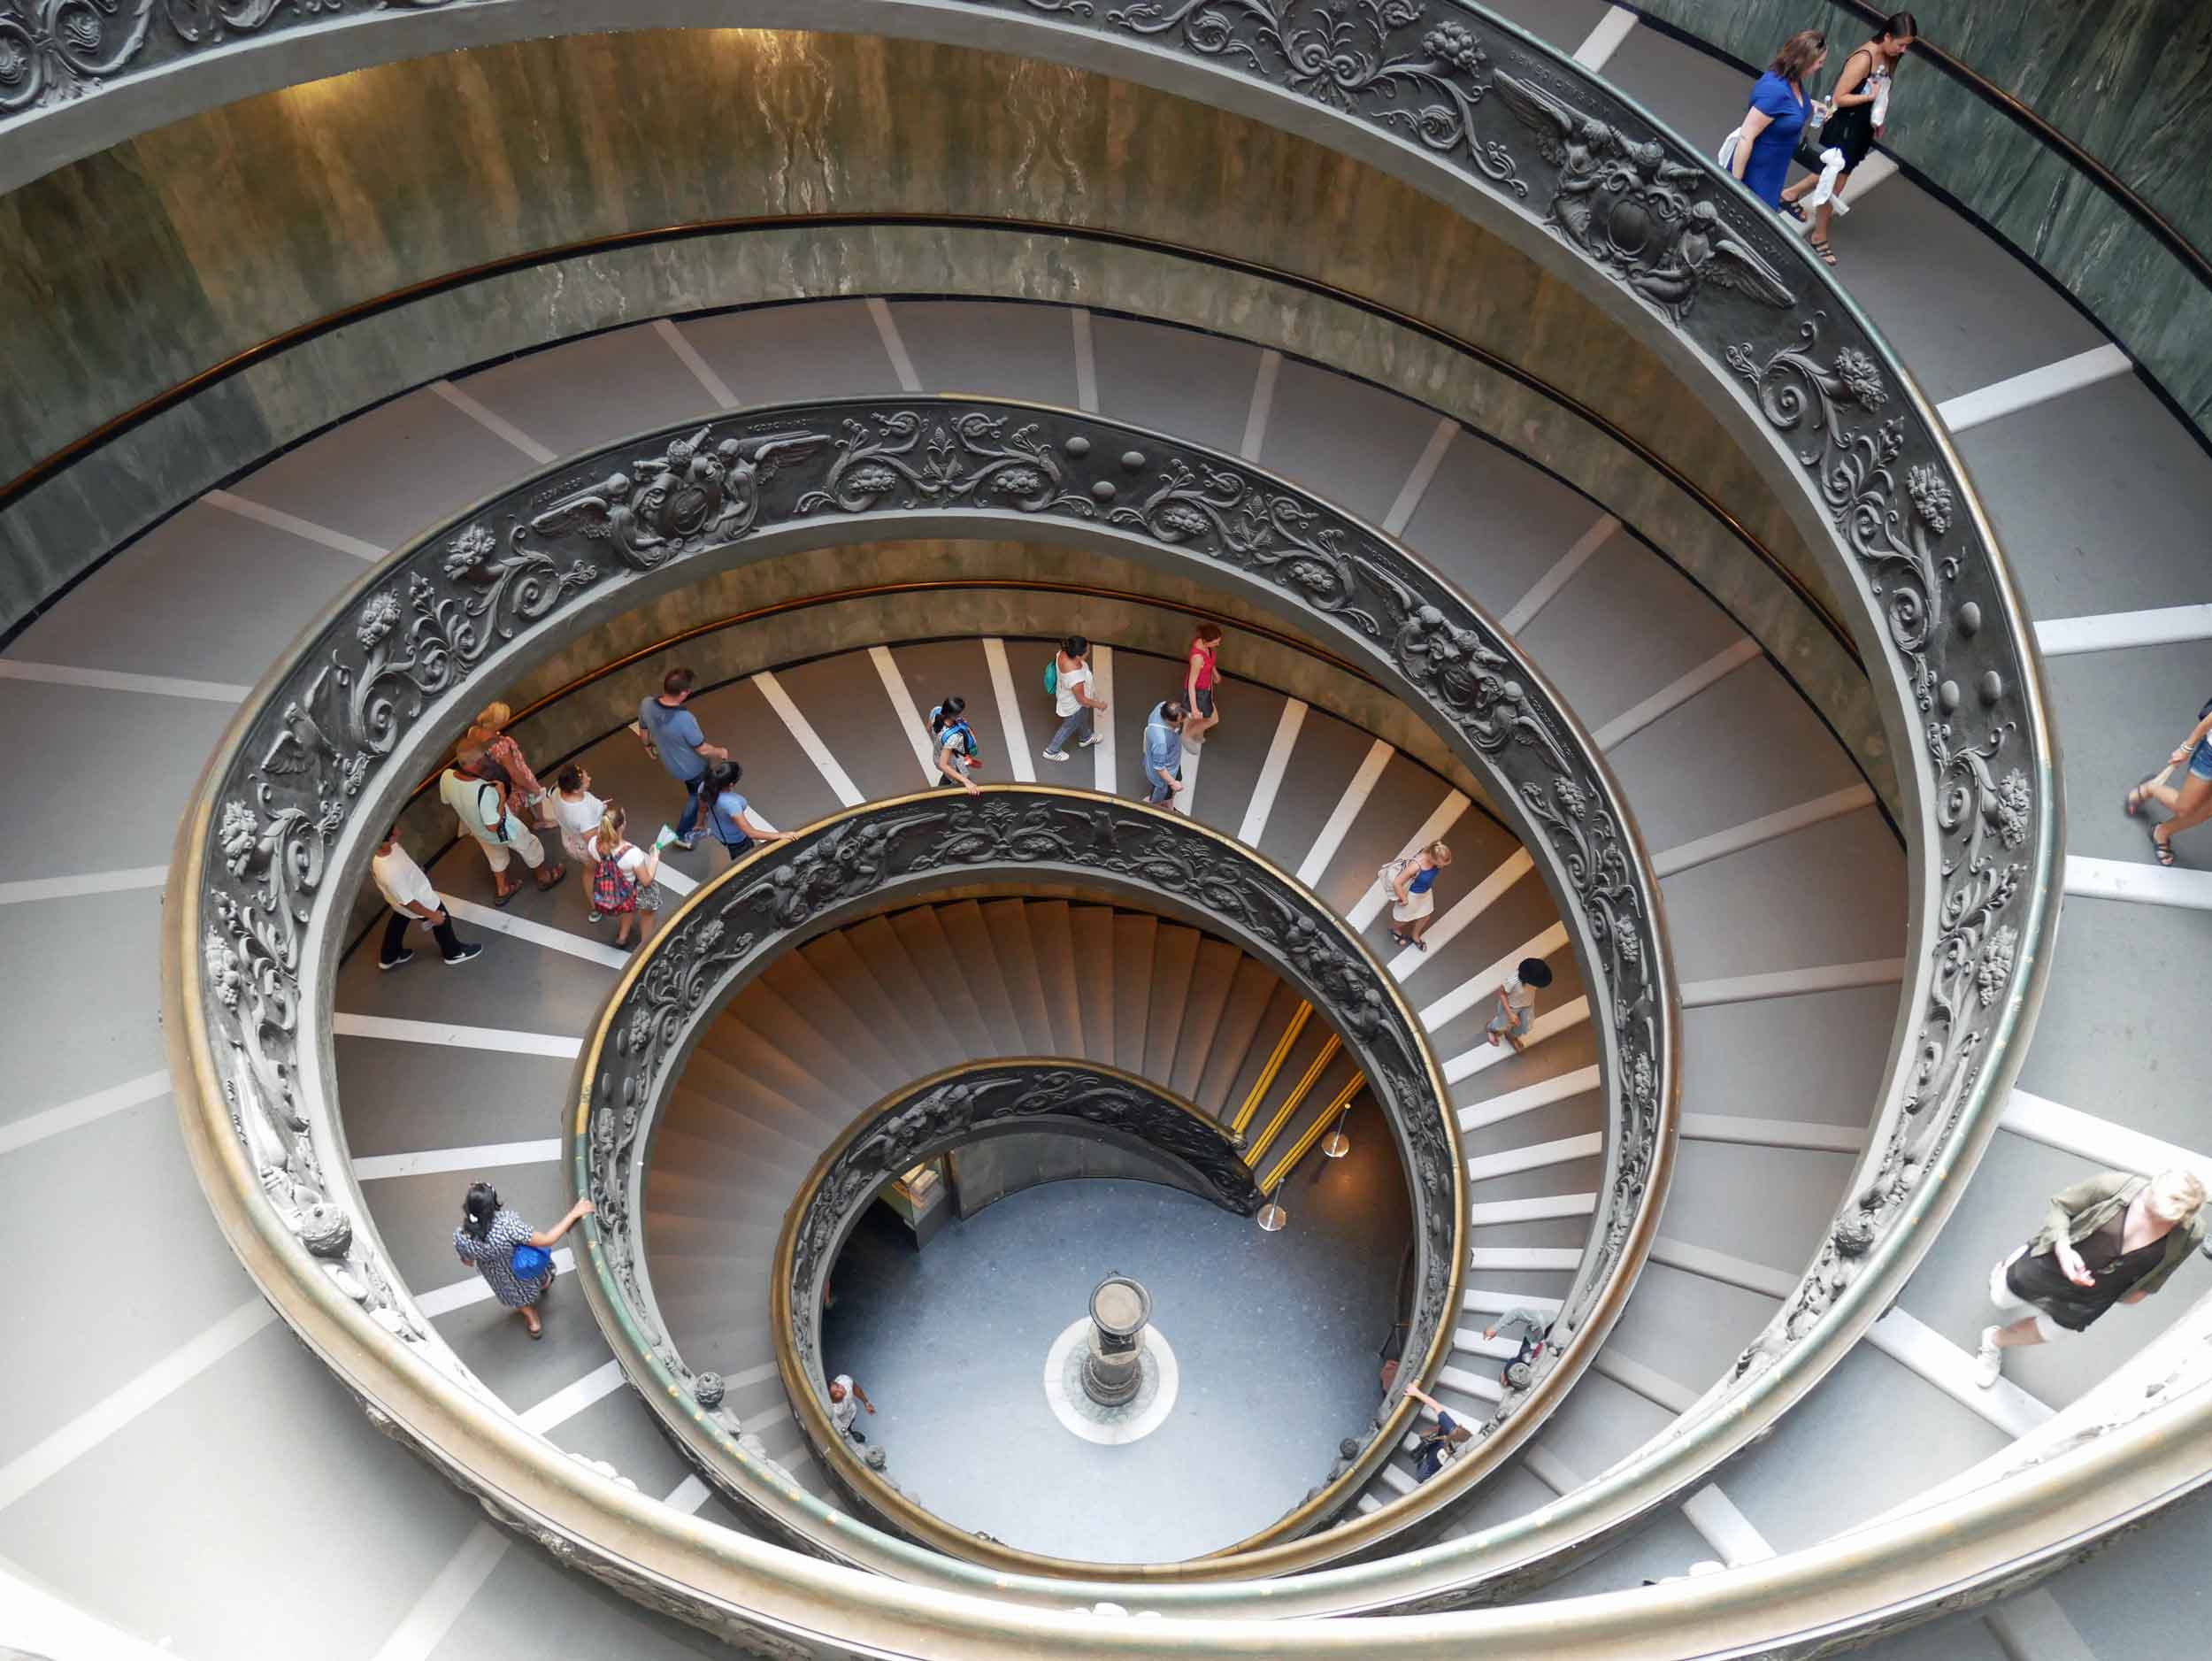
[1044,658,1058,697]
[591,845,639,912]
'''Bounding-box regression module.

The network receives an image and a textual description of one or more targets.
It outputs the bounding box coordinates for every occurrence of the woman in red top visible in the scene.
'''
[1184,622,1224,750]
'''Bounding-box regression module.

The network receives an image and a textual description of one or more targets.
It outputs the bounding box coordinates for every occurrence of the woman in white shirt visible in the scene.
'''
[587,804,663,949]
[549,765,608,919]
[1041,635,1109,763]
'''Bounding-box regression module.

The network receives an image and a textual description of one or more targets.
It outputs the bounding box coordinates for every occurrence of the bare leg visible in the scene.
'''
[2154,775,2212,859]
[1990,1316,2045,1350]
[519,1303,542,1337]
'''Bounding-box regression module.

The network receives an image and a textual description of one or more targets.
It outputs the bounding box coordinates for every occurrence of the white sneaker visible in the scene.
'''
[1041,748,1070,762]
[1078,733,1103,748]
[1973,1326,2002,1388]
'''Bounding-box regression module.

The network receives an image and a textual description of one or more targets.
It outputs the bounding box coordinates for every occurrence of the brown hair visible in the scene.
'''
[663,666,696,697]
[1194,622,1223,643]
[593,804,628,857]
[1770,29,1826,81]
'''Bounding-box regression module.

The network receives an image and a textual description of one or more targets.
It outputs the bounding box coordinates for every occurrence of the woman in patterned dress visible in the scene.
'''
[464,702,552,830]
[453,1181,595,1339]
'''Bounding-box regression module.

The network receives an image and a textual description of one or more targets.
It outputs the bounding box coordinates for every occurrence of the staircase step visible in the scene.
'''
[671,1046,846,1153]
[837,916,967,1074]
[940,899,1023,1050]
[890,904,993,1057]
[1067,905,1117,1065]
[1224,989,1317,1143]
[734,975,886,1107]
[800,928,931,1069]
[1194,956,1285,1115]
[695,1011,852,1127]
[1112,911,1158,1071]
[1026,898,1084,1057]
[980,899,1056,1053]
[760,952,903,1091]
[1168,937,1241,1101]
[1144,924,1202,1081]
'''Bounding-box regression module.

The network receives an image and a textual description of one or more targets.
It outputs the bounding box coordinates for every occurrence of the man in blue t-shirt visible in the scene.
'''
[1404,1383,1472,1481]
[1142,699,1187,804]
[634,666,728,849]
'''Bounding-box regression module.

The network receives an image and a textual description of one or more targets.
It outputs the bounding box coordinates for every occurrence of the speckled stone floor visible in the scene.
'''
[819,1103,1411,1561]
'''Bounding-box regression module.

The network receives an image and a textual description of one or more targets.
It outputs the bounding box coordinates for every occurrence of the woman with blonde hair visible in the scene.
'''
[464,700,551,830]
[1383,842,1453,951]
[1976,1167,2208,1388]
[587,804,663,949]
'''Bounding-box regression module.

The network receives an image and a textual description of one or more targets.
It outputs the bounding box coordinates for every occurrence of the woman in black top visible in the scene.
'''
[1780,12,1917,265]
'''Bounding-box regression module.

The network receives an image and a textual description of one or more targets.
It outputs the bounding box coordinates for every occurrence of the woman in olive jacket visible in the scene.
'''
[1976,1168,2207,1388]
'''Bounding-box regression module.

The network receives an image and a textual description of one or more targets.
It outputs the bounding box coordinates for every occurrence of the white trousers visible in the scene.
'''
[463,815,546,875]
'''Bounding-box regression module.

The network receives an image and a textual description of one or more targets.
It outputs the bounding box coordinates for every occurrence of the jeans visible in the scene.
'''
[674,781,704,841]
[1047,707,1094,751]
[1148,771,1175,804]
[381,909,468,965]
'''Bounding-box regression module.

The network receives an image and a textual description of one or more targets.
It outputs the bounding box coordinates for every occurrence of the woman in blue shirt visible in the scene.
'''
[1731,30,1828,210]
[1386,841,1454,951]
[695,760,792,864]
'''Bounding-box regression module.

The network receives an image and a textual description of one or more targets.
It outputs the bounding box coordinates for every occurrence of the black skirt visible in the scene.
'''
[1821,99,1877,171]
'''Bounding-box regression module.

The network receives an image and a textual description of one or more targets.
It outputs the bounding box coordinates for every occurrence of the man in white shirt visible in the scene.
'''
[372,828,482,969]
[826,1373,876,1444]
[1486,957,1554,1053]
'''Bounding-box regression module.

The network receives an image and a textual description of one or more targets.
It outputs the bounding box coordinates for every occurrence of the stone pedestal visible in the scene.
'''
[1081,1275,1152,1407]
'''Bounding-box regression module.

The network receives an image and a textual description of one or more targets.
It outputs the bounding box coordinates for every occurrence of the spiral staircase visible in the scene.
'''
[3,4,2209,1659]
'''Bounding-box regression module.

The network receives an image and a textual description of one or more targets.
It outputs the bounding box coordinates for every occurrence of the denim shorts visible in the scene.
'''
[1194,686,1215,718]
[2189,737,2212,782]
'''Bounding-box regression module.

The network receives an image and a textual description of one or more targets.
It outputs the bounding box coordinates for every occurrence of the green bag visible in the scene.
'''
[1043,658,1058,696]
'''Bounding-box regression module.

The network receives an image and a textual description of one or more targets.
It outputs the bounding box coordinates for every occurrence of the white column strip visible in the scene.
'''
[441,896,629,969]
[1376,1462,1418,1498]
[1380,418,1458,536]
[753,670,863,807]
[1649,1236,1799,1300]
[367,1523,511,1661]
[865,298,923,392]
[2037,602,2212,657]
[1592,1349,1699,1414]
[1344,788,1471,928]
[1983,1589,2101,1661]
[1936,343,2133,434]
[0,658,247,703]
[657,865,698,897]
[518,1357,628,1435]
[868,644,937,783]
[1457,1065,1601,1134]
[0,1298,275,1511]
[1652,785,1877,877]
[1461,1288,1563,1319]
[1465,1245,1580,1271]
[1387,848,1533,979]
[1680,1485,1776,1566]
[1593,637,1763,750]
[981,637,1037,783]
[1502,514,1616,636]
[1866,1306,2055,1438]
[0,1069,169,1158]
[1238,698,1308,845]
[1240,349,1282,461]
[1466,1132,1602,1182]
[0,865,165,907]
[1071,308,1099,412]
[1418,921,1569,1030]
[745,1401,793,1434]
[1295,739,1394,886]
[330,1012,582,1059]
[1520,1443,1582,1495]
[1090,645,1118,791]
[2065,852,2212,911]
[1172,730,1201,817]
[1678,1113,1865,1153]
[1572,6,1640,72]
[431,380,557,464]
[664,1473,714,1514]
[1444,996,1590,1083]
[354,1139,563,1181]
[1845,150,1900,198]
[1449,1327,1523,1361]
[418,1248,575,1319]
[1433,1365,1504,1403]
[2002,1089,2212,1181]
[1466,1192,1595,1227]
[1680,958,1906,1007]
[203,488,385,561]
[650,316,739,410]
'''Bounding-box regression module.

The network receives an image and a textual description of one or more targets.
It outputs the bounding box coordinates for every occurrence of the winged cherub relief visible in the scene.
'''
[530,426,828,566]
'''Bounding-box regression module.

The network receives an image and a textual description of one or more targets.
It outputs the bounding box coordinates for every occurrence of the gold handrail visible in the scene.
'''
[1242,1034,1342,1169]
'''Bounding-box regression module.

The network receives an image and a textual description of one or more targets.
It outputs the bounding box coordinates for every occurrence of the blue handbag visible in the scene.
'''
[511,1242,552,1281]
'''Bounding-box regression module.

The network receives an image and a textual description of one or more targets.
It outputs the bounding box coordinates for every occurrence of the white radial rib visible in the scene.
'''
[1678,1113,1864,1153]
[1466,1246,1579,1271]
[867,645,937,783]
[518,1358,628,1435]
[1502,513,1616,636]
[1240,349,1281,460]
[651,317,739,410]
[440,896,629,969]
[2038,602,2212,657]
[1571,5,1639,72]
[1089,645,1118,792]
[981,637,1037,784]
[1239,698,1308,845]
[1461,1288,1563,1318]
[0,658,248,703]
[430,379,556,463]
[0,1069,170,1157]
[366,1523,511,1661]
[1678,959,1905,1007]
[330,1012,582,1058]
[1591,1349,1699,1414]
[865,298,921,392]
[1651,785,1876,878]
[0,865,165,907]
[1380,418,1457,535]
[1465,1132,1601,1182]
[354,1140,562,1181]
[1865,1306,2055,1438]
[1648,1237,1799,1299]
[2065,852,2212,911]
[2001,1089,2212,1180]
[1680,1484,1776,1566]
[1466,1192,1595,1227]
[1457,1065,1601,1134]
[755,670,862,806]
[1935,343,2132,434]
[1295,739,1394,886]
[1592,638,1761,750]
[416,1248,577,1319]
[203,488,384,561]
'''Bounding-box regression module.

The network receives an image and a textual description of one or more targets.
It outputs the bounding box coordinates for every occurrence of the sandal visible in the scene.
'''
[2124,782,2153,817]
[534,862,565,890]
[1809,236,1838,266]
[1389,929,1415,948]
[1782,200,1809,222]
[2152,823,2177,866]
[493,881,520,907]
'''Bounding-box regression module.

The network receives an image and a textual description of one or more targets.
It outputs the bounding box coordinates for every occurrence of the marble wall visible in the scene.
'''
[1625,1,2212,441]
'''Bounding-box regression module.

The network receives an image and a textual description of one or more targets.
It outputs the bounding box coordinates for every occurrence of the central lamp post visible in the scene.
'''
[1080,1273,1152,1407]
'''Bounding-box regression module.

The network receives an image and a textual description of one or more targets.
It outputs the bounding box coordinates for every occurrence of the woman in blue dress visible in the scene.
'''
[1385,841,1454,951]
[1730,30,1828,210]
